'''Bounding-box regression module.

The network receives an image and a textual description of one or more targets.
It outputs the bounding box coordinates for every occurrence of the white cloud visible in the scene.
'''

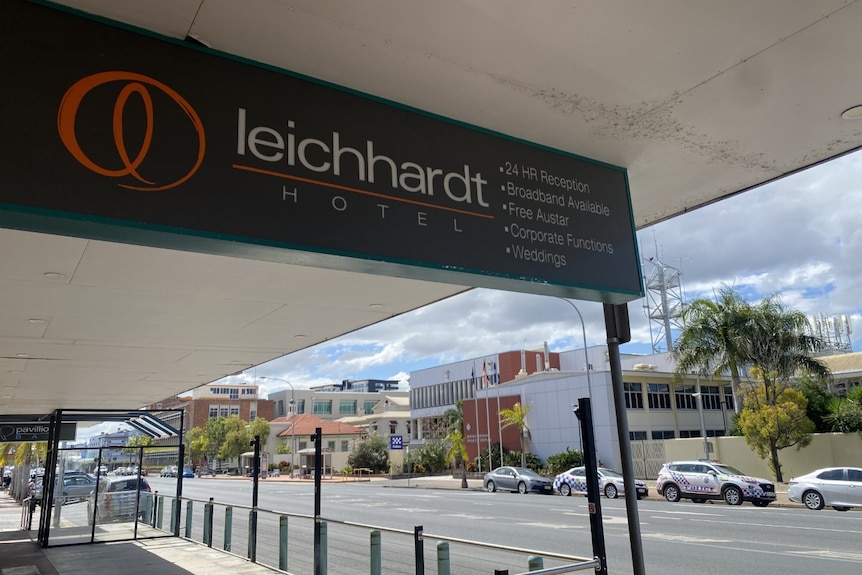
[219,150,862,393]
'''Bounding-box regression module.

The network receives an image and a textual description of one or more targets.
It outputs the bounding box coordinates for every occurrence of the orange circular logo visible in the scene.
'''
[57,71,205,191]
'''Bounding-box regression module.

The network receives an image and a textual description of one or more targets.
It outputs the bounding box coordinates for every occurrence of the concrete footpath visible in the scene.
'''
[0,476,802,575]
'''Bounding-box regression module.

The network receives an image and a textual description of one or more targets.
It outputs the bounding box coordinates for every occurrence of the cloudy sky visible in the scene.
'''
[230,149,862,396]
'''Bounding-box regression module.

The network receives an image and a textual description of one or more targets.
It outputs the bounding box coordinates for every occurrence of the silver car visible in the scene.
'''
[483,466,553,494]
[788,467,862,511]
[87,476,152,524]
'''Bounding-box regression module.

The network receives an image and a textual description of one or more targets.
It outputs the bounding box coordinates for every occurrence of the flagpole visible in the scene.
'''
[472,362,481,473]
[494,360,504,468]
[483,361,492,470]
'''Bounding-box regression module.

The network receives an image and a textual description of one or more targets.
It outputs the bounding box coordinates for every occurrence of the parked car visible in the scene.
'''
[160,466,178,478]
[656,460,776,506]
[34,474,97,505]
[553,466,648,499]
[787,467,862,511]
[87,476,152,524]
[182,468,194,478]
[483,466,553,494]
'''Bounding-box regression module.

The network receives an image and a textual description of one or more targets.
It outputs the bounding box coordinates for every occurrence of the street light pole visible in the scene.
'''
[558,298,593,403]
[260,376,296,476]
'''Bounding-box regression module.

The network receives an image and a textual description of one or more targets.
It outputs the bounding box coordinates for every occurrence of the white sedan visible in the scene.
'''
[788,467,862,511]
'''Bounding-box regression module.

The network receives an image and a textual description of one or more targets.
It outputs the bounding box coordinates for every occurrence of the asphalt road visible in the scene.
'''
[150,476,862,575]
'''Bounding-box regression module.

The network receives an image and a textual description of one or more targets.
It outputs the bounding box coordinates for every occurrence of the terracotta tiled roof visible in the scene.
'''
[276,413,365,437]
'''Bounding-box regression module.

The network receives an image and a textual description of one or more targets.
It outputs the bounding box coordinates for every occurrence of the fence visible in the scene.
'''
[152,493,598,575]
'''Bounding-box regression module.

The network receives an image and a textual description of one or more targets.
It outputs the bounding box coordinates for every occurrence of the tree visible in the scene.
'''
[186,426,210,468]
[740,295,829,384]
[796,374,835,432]
[499,402,532,467]
[122,434,154,469]
[737,368,814,482]
[673,285,753,411]
[408,442,447,474]
[824,386,862,433]
[348,434,389,473]
[443,400,469,488]
[218,415,252,463]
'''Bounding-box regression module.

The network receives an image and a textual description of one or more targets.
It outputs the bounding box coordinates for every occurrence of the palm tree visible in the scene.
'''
[673,285,752,412]
[741,295,829,392]
[443,401,469,488]
[499,402,531,467]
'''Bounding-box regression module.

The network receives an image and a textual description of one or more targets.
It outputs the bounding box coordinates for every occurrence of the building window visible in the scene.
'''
[701,385,722,409]
[209,406,218,418]
[341,440,349,452]
[339,400,357,415]
[219,406,229,417]
[299,441,307,451]
[723,387,735,412]
[629,431,647,440]
[249,410,256,420]
[229,389,239,400]
[624,382,643,409]
[276,400,284,417]
[679,429,701,438]
[230,406,240,416]
[296,399,305,414]
[313,400,332,415]
[675,385,697,410]
[327,441,336,451]
[647,384,671,409]
[363,401,377,415]
[651,430,675,439]
[389,421,398,434]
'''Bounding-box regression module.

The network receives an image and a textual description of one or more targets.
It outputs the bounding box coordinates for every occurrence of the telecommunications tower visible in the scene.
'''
[642,256,685,354]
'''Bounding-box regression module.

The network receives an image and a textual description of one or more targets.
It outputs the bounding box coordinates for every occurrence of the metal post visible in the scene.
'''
[527,556,543,571]
[184,500,193,538]
[414,525,424,575]
[156,493,164,529]
[314,427,323,575]
[370,530,381,575]
[279,515,289,571]
[604,303,646,575]
[319,521,328,575]
[436,541,450,575]
[247,509,256,560]
[224,507,232,552]
[204,497,213,547]
[170,498,177,536]
[250,434,260,562]
[575,398,607,575]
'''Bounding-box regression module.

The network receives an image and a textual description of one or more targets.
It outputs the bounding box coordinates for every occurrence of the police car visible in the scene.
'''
[656,460,776,506]
[554,466,649,499]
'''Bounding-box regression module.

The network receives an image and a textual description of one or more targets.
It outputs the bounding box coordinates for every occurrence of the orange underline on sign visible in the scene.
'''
[232,163,495,220]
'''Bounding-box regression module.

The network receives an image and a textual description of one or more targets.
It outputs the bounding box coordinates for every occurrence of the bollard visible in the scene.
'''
[370,530,381,575]
[279,515,289,571]
[145,492,154,526]
[414,525,425,575]
[494,571,509,575]
[170,499,178,536]
[527,556,544,571]
[436,541,450,575]
[248,509,257,561]
[203,498,213,547]
[156,495,164,529]
[224,507,233,552]
[320,521,328,575]
[185,501,193,538]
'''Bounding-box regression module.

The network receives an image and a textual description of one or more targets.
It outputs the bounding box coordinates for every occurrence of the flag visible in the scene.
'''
[492,361,499,385]
[471,366,476,386]
[482,361,489,387]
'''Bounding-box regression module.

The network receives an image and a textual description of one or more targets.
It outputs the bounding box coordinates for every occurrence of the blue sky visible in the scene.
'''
[226,149,862,397]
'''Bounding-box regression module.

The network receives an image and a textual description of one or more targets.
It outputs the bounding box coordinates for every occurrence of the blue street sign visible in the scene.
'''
[390,435,403,450]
